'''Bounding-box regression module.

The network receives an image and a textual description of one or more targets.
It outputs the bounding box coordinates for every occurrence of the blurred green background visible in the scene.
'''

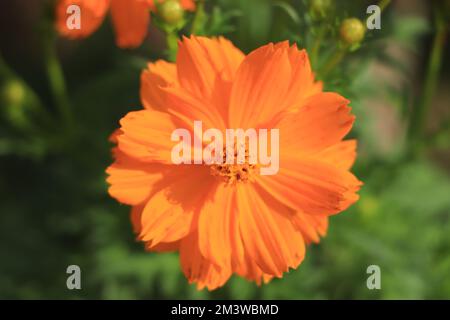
[0,0,449,299]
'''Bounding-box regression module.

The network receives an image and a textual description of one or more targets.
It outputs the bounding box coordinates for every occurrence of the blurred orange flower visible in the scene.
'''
[55,0,196,48]
[106,36,362,290]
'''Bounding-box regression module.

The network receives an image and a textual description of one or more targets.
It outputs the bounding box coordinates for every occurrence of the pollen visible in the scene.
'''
[210,144,258,184]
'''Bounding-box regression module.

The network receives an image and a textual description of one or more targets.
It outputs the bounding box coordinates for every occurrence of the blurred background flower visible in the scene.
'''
[0,0,449,299]
[55,0,196,48]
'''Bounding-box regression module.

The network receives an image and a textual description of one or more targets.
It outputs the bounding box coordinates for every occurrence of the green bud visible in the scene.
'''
[159,0,184,25]
[339,18,366,45]
[310,0,332,20]
[1,80,32,130]
[2,80,26,107]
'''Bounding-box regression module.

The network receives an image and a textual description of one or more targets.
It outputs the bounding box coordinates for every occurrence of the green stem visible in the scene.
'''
[43,31,74,133]
[166,31,179,62]
[310,25,326,67]
[408,10,447,144]
[320,46,347,78]
[190,0,205,35]
[364,0,391,27]
[41,0,74,135]
[378,0,391,13]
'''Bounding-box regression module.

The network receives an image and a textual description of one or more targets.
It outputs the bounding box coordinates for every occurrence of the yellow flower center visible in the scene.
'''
[210,145,258,184]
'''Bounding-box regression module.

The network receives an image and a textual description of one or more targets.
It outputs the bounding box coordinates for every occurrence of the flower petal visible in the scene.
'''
[224,187,273,285]
[229,42,322,128]
[138,188,194,245]
[176,36,245,100]
[315,140,357,170]
[278,92,355,153]
[110,0,150,48]
[140,59,226,130]
[255,154,362,215]
[145,168,213,244]
[283,45,322,111]
[117,109,177,163]
[130,165,216,247]
[106,156,167,205]
[233,251,273,285]
[146,240,180,252]
[140,60,178,111]
[164,86,227,131]
[55,0,110,39]
[180,0,196,11]
[198,184,234,268]
[292,212,328,244]
[180,232,231,290]
[236,184,305,276]
[229,43,292,128]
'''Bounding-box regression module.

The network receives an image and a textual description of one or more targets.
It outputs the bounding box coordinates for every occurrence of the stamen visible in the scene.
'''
[210,144,258,184]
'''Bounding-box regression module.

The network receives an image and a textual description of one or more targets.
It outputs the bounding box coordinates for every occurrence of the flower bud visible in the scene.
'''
[310,0,332,20]
[159,0,184,25]
[1,79,32,130]
[339,18,365,45]
[2,80,26,107]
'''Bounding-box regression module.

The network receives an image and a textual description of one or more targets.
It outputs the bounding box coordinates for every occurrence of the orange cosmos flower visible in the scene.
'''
[106,36,362,290]
[55,0,196,48]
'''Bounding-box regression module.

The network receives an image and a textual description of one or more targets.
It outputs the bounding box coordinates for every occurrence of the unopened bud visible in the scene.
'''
[339,18,365,45]
[2,80,26,106]
[159,0,184,25]
[310,0,332,20]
